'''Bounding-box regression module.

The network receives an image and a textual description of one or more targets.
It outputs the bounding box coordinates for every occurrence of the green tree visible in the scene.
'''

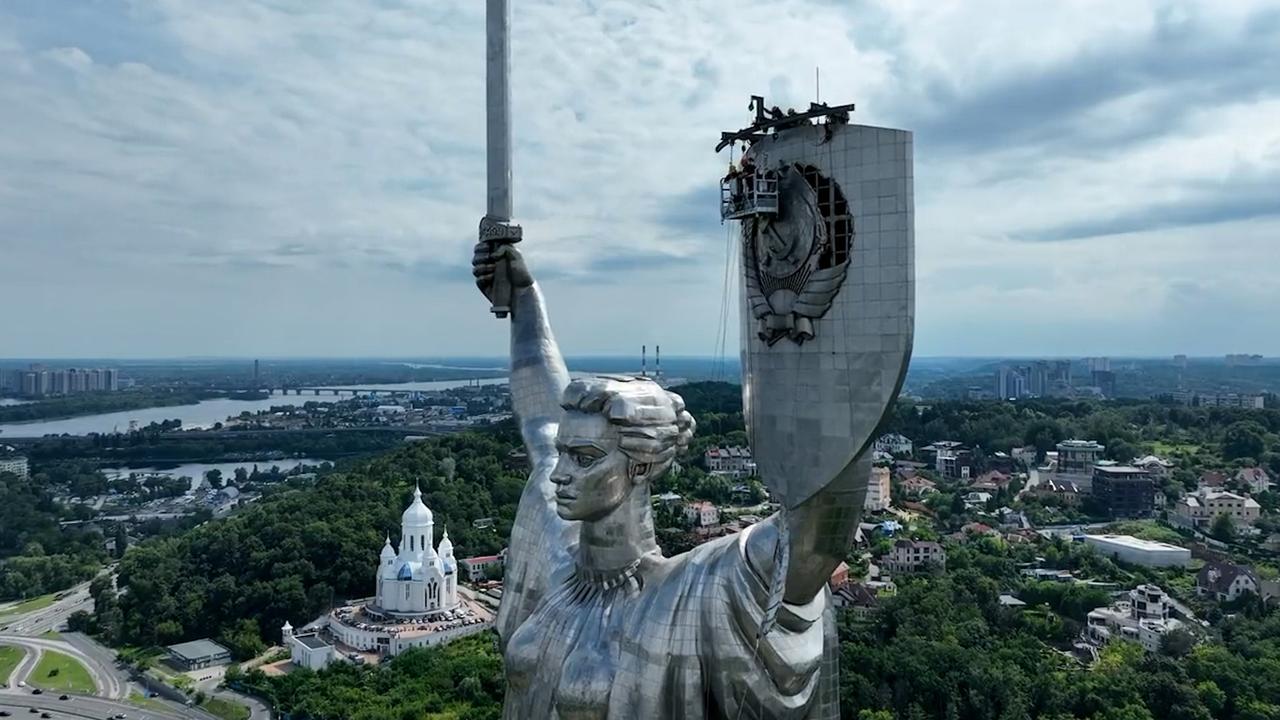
[1223,421,1268,460]
[205,469,224,490]
[1023,420,1065,462]
[1211,512,1236,541]
[113,524,128,559]
[219,618,266,660]
[1161,627,1197,658]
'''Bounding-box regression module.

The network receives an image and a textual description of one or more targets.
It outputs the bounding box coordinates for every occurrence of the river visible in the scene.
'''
[101,458,332,491]
[0,377,507,437]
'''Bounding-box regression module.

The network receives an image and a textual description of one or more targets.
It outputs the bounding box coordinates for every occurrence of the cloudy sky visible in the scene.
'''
[2,0,1278,359]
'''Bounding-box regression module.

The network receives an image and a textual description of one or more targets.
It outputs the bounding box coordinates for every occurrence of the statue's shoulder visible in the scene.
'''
[645,531,744,587]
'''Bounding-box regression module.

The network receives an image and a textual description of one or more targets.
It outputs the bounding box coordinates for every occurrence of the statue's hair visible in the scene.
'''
[561,375,696,471]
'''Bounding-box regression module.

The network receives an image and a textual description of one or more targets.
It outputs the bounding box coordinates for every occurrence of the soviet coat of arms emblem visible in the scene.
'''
[742,165,852,345]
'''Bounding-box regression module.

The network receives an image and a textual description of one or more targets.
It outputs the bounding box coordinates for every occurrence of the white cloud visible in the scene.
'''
[1,0,1278,357]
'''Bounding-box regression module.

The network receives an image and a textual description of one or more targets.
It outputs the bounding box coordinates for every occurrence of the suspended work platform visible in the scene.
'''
[721,168,779,220]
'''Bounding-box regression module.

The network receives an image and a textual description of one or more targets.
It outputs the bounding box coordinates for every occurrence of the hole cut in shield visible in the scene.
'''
[794,163,854,270]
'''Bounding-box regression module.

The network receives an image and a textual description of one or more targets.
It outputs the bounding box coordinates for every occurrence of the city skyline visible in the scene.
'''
[3,1,1280,357]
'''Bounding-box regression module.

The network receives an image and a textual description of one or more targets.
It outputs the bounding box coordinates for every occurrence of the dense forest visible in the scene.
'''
[841,563,1280,720]
[19,427,400,464]
[0,463,107,599]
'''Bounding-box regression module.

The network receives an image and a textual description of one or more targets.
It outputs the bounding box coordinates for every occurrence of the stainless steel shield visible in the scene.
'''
[738,122,914,509]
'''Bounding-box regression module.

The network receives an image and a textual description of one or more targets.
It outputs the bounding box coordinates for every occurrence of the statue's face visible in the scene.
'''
[551,410,631,521]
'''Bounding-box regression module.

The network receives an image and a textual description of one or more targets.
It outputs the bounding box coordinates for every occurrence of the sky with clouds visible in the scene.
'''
[2,0,1278,359]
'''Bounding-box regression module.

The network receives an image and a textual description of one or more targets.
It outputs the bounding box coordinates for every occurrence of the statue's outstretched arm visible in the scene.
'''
[744,455,867,605]
[472,242,570,465]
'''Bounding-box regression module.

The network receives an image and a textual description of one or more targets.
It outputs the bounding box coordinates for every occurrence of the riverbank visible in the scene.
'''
[0,390,268,425]
[0,378,506,438]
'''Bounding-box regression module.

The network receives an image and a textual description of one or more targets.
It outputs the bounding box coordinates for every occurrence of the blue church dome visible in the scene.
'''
[397,563,414,581]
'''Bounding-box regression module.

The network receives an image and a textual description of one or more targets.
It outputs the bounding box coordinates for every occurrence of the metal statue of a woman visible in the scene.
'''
[474,93,913,719]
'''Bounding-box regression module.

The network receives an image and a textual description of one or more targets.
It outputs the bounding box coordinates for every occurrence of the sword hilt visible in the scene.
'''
[480,216,523,319]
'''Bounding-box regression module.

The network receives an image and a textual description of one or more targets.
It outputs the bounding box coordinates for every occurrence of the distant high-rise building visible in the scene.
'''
[997,365,1031,399]
[1174,354,1188,369]
[1087,357,1111,373]
[9,366,122,396]
[1225,354,1264,366]
[253,360,260,388]
[1091,370,1117,398]
[1029,362,1050,396]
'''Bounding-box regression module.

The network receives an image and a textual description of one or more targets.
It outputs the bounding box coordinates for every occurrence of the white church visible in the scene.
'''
[285,486,487,669]
[374,484,460,615]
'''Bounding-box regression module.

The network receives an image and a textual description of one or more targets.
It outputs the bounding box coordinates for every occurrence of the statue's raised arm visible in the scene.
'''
[473,242,576,640]
[472,242,569,465]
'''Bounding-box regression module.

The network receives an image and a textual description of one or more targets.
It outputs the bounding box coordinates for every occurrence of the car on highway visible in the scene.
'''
[58,695,68,701]
[29,689,41,695]
[0,710,10,716]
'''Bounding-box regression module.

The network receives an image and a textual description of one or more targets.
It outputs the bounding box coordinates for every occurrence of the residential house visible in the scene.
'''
[900,475,937,497]
[459,552,506,582]
[1085,584,1187,653]
[1198,471,1229,491]
[987,452,1017,474]
[865,466,892,512]
[704,446,756,477]
[996,507,1031,530]
[1056,439,1105,488]
[874,433,913,456]
[1173,489,1261,530]
[971,470,1012,493]
[894,460,929,477]
[1197,560,1260,602]
[1034,479,1081,506]
[884,540,946,574]
[1236,467,1272,495]
[1011,446,1038,468]
[1092,466,1156,519]
[936,446,975,481]
[828,562,851,590]
[685,500,720,528]
[832,582,882,620]
[961,522,1000,538]
[964,491,993,507]
[1131,455,1175,479]
[921,441,974,480]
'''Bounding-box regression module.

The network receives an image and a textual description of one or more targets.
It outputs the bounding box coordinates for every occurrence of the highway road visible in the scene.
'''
[0,691,197,720]
[1,585,93,637]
